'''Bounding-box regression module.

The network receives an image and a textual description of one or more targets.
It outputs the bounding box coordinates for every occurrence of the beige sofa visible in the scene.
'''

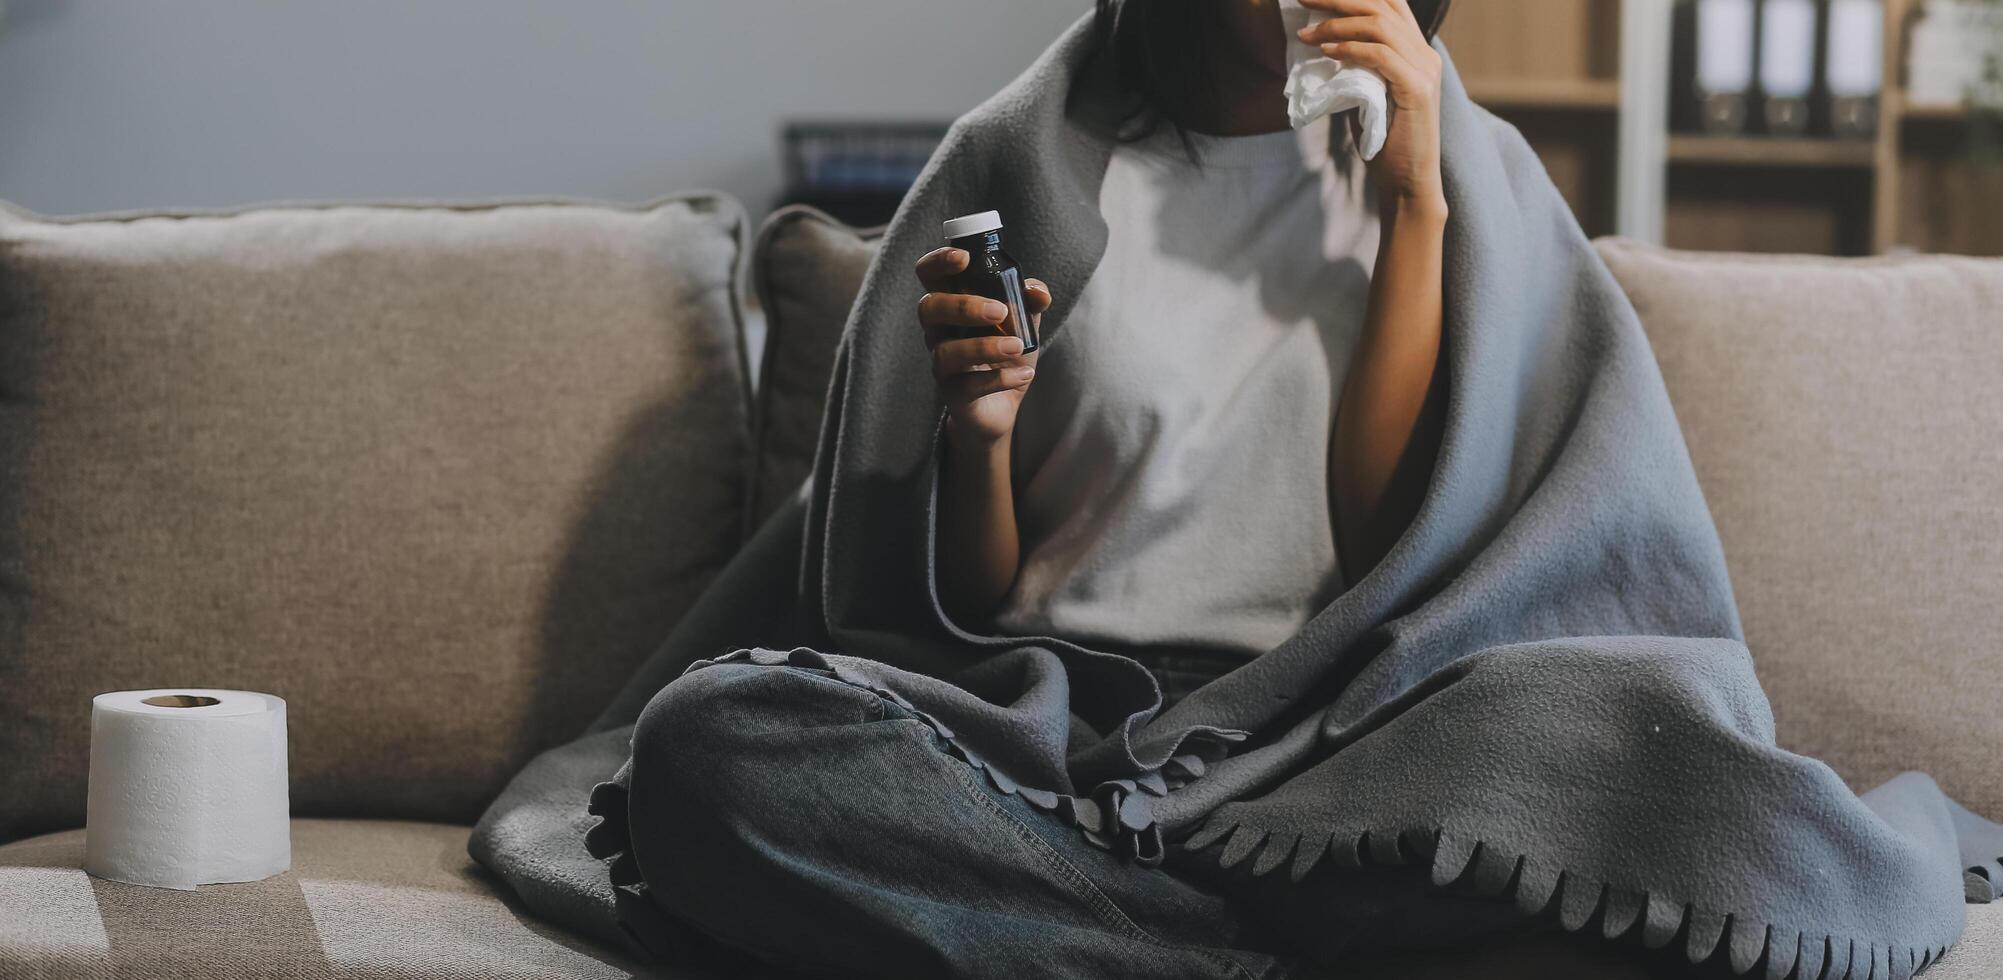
[0,197,1997,979]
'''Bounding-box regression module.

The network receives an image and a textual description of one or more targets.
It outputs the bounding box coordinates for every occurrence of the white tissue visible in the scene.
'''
[84,689,290,890]
[1278,0,1390,160]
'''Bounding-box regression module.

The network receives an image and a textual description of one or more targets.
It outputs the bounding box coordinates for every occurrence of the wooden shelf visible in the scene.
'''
[1667,135,1878,169]
[1443,0,1999,254]
[1464,77,1621,111]
[1900,101,1977,123]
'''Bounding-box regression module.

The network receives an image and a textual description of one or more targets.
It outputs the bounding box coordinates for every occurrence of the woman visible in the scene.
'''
[545,1,1997,977]
[635,7,1462,975]
[925,0,1444,680]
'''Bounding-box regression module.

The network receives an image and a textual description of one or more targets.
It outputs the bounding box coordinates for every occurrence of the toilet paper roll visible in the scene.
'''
[84,689,290,890]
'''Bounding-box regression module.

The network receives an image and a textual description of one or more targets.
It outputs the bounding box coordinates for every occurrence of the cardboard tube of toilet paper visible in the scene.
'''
[84,689,290,889]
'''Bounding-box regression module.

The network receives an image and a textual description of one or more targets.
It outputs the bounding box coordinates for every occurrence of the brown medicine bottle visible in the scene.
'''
[942,211,1037,354]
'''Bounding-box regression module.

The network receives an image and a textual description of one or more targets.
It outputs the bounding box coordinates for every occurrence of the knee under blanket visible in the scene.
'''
[472,16,2003,977]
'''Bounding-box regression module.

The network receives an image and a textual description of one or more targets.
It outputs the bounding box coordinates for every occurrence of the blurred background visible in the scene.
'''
[1445,0,2002,255]
[0,1,1084,222]
[1,0,1998,255]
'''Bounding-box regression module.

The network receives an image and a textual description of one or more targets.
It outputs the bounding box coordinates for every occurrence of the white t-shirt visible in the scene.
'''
[994,117,1381,660]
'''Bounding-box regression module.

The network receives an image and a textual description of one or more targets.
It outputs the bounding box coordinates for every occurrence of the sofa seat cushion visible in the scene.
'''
[5,817,1996,979]
[0,818,693,979]
[1933,905,2003,980]
[0,196,753,840]
[1596,239,2003,821]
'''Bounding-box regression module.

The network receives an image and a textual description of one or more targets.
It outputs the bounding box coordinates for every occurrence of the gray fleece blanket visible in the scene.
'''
[473,18,2003,977]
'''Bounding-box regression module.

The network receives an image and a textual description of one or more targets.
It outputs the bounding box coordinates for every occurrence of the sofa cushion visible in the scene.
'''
[748,205,881,525]
[0,819,693,979]
[5,822,1996,979]
[1350,909,1996,979]
[0,197,752,840]
[1596,239,2003,820]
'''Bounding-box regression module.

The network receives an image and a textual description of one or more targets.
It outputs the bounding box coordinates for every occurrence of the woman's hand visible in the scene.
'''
[913,247,1051,446]
[1296,0,1446,213]
[914,248,1050,625]
[1298,1,1450,579]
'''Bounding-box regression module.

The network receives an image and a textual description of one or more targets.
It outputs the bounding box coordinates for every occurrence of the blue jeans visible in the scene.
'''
[621,662,1535,979]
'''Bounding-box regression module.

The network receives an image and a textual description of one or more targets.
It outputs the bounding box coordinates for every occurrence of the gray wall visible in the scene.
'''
[0,0,1086,217]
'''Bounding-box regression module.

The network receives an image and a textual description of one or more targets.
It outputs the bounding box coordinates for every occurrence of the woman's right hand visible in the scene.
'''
[913,247,1051,445]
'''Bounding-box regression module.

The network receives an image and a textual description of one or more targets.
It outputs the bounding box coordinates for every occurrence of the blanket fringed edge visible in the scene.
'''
[1183,817,1953,980]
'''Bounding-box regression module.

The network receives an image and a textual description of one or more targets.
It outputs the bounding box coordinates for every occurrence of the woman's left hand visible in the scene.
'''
[1296,0,1446,213]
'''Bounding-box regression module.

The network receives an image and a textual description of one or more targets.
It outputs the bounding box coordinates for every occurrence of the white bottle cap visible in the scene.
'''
[942,210,1003,240]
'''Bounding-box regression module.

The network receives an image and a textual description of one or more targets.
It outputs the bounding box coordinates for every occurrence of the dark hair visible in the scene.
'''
[1083,0,1453,138]
[1084,0,1232,139]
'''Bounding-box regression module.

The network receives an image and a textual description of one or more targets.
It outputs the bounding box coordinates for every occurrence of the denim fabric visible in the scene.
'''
[620,661,1561,979]
[624,662,1290,979]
